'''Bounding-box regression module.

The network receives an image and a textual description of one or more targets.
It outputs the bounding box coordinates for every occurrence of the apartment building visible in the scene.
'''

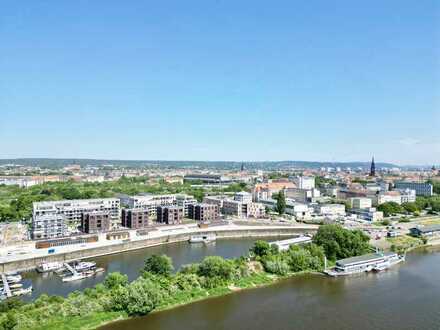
[121,208,150,229]
[395,182,433,197]
[31,214,68,239]
[157,206,184,225]
[376,192,402,205]
[396,188,417,203]
[234,191,252,204]
[188,203,219,222]
[350,198,372,210]
[175,194,197,217]
[81,212,111,234]
[121,194,176,217]
[32,198,120,232]
[315,204,346,216]
[292,176,315,190]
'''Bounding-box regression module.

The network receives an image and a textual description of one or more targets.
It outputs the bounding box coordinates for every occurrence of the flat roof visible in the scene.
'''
[412,224,440,233]
[336,252,395,267]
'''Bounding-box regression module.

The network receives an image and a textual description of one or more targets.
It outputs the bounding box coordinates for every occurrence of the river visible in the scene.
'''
[100,246,440,330]
[21,237,273,301]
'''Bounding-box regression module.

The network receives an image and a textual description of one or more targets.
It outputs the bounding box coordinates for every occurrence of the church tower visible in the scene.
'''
[370,157,376,176]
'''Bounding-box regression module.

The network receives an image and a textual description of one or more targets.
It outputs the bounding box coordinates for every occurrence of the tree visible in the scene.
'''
[104,272,128,289]
[275,190,286,215]
[313,224,370,261]
[250,240,271,258]
[401,202,421,214]
[197,256,234,280]
[377,202,404,217]
[143,255,174,277]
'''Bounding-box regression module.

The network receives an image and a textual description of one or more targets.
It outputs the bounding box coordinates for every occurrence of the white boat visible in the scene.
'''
[9,283,23,289]
[74,261,96,272]
[12,286,32,296]
[373,254,405,272]
[62,274,87,282]
[37,262,64,273]
[6,275,22,283]
[189,234,216,243]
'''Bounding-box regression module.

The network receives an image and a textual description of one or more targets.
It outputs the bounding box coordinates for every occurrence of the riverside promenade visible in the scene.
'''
[0,222,318,273]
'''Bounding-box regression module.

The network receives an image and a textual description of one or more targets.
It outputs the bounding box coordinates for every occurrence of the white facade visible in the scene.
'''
[376,193,402,205]
[316,204,346,216]
[351,198,372,210]
[234,191,252,204]
[33,198,121,231]
[32,214,68,239]
[396,189,416,203]
[293,176,315,190]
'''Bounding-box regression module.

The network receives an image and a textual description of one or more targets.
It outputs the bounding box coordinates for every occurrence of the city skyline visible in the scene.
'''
[1,1,439,164]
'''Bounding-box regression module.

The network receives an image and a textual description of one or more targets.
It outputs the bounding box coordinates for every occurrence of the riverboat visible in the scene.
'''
[74,261,97,272]
[189,234,216,244]
[325,252,404,277]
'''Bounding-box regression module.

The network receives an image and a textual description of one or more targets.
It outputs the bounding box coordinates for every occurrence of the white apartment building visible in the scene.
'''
[315,204,346,216]
[121,194,176,216]
[350,208,384,223]
[376,192,402,205]
[350,197,372,210]
[32,198,120,232]
[284,188,320,203]
[293,176,315,190]
[32,214,68,239]
[175,194,198,217]
[396,189,416,203]
[234,191,252,204]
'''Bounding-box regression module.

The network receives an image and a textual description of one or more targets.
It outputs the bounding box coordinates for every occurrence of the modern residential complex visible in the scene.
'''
[31,214,68,239]
[32,198,121,232]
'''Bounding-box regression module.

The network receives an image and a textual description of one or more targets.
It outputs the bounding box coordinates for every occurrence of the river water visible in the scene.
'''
[21,237,271,301]
[100,247,440,330]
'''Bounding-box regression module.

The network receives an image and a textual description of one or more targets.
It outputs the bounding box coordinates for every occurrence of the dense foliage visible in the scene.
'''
[312,224,370,261]
[377,202,405,217]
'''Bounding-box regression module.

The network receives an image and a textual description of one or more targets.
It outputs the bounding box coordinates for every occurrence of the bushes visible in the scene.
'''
[104,272,128,289]
[262,255,290,275]
[110,278,166,316]
[143,255,174,277]
[197,256,234,281]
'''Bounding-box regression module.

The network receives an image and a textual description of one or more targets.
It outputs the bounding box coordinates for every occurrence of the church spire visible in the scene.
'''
[370,157,376,176]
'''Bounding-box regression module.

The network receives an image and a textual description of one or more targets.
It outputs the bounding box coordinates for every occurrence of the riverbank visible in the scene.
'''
[0,223,318,273]
[41,270,308,330]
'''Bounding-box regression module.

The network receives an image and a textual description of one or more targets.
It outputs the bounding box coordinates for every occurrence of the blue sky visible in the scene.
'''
[1,1,439,165]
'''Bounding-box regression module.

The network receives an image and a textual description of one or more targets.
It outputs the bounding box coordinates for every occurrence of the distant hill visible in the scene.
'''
[0,158,399,170]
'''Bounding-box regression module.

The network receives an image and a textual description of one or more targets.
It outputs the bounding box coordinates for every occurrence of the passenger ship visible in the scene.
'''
[325,252,405,277]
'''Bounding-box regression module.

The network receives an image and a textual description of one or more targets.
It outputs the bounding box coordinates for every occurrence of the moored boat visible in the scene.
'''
[37,262,64,273]
[189,234,216,244]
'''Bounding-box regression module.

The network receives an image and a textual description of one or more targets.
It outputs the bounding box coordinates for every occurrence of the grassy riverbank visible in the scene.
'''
[0,225,371,330]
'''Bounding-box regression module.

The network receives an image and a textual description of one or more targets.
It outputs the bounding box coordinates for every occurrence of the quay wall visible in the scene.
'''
[0,227,316,273]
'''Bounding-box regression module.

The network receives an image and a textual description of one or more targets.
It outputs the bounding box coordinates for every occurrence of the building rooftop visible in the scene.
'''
[412,224,440,233]
[336,252,395,267]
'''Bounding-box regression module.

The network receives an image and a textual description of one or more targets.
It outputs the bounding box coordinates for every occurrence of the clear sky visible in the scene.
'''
[1,1,439,165]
